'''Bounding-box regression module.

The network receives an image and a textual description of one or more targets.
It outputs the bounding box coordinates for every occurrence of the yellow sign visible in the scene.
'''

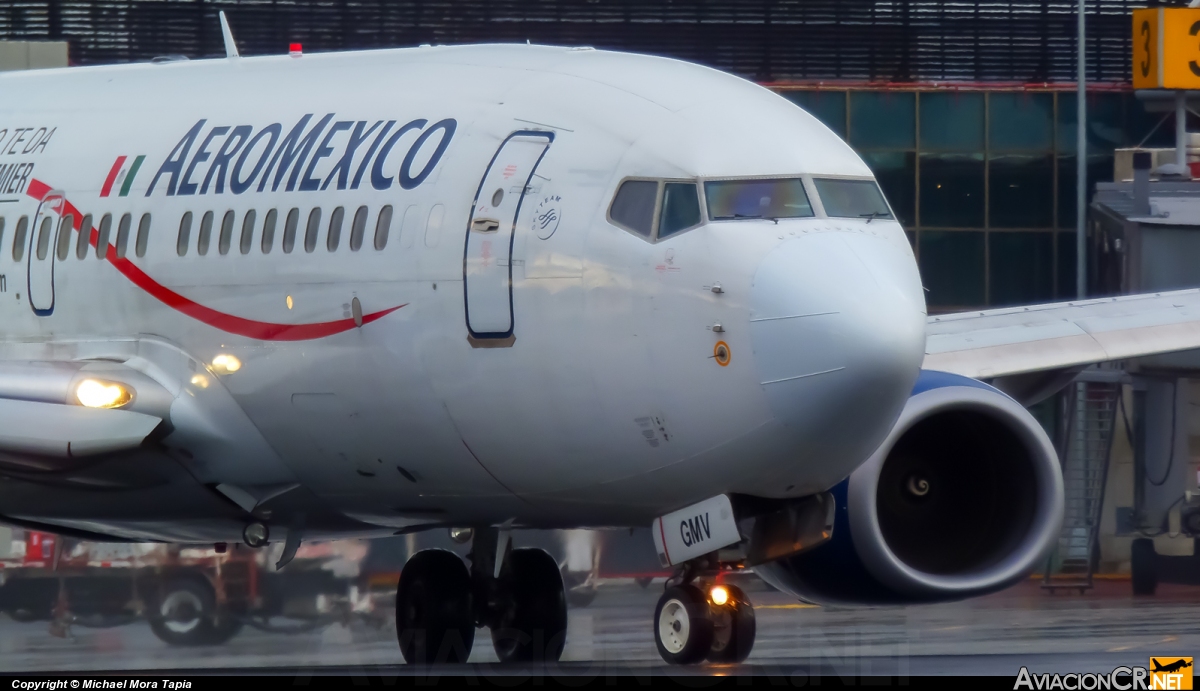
[1134,7,1200,89]
[1150,657,1194,690]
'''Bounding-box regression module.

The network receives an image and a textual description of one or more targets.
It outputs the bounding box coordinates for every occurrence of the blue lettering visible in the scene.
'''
[371,119,425,191]
[257,113,334,193]
[351,120,395,190]
[202,125,252,194]
[146,119,206,197]
[300,120,352,192]
[680,521,693,547]
[400,118,457,190]
[323,120,381,191]
[230,124,280,195]
[179,126,229,196]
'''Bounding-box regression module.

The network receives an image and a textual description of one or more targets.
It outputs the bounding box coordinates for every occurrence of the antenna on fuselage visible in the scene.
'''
[219,11,240,59]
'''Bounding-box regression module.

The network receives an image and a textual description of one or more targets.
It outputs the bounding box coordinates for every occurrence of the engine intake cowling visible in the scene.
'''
[755,370,1064,604]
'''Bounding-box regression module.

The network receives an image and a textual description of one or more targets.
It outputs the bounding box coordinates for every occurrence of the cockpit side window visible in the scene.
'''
[705,178,814,221]
[609,180,659,238]
[813,178,893,220]
[658,183,702,239]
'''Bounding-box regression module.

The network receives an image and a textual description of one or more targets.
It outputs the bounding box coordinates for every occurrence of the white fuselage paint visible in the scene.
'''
[0,45,928,542]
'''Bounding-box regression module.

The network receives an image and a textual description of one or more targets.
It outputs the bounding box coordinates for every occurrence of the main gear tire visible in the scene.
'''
[491,548,568,663]
[396,549,475,664]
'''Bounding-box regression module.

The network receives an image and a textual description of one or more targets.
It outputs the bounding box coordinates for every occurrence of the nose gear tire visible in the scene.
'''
[706,584,756,663]
[491,548,568,663]
[396,549,475,664]
[654,585,714,665]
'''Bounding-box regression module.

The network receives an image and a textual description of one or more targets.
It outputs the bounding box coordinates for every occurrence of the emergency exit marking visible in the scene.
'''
[1133,7,1200,90]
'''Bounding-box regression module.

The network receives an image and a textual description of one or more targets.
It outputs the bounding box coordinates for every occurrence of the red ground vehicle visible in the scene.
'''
[0,528,368,645]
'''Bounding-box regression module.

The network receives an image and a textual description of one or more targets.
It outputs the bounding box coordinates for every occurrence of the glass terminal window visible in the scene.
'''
[814,178,893,220]
[705,178,814,221]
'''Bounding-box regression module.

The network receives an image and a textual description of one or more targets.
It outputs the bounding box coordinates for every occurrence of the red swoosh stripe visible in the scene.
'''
[99,156,125,198]
[28,179,406,341]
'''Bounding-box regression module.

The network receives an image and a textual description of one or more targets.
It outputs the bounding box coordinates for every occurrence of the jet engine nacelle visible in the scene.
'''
[754,370,1064,604]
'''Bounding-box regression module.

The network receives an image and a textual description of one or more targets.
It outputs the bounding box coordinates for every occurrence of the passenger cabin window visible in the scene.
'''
[375,205,393,250]
[261,209,277,254]
[813,178,893,220]
[658,183,701,239]
[56,214,74,261]
[12,216,28,261]
[609,180,658,238]
[304,208,321,253]
[327,206,344,252]
[240,210,256,255]
[282,208,299,253]
[177,212,192,256]
[36,216,52,260]
[218,210,235,255]
[197,211,214,256]
[135,214,151,258]
[77,214,92,259]
[705,178,814,221]
[115,213,132,259]
[96,214,112,259]
[349,206,368,251]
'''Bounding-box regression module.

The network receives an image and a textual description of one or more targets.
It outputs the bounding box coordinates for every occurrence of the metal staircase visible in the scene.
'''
[1042,373,1123,593]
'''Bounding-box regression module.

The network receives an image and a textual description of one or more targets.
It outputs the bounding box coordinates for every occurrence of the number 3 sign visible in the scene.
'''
[1134,7,1200,90]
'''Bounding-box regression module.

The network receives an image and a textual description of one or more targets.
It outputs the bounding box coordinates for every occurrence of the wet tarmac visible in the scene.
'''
[2,578,1198,676]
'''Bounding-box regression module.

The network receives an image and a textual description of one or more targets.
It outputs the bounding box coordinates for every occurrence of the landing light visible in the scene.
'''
[76,379,133,409]
[211,354,241,374]
[710,585,729,606]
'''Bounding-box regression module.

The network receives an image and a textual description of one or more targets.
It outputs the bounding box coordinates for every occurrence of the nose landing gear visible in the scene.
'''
[653,561,757,665]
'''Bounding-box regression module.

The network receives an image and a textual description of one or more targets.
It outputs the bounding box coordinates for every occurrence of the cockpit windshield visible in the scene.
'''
[813,178,893,220]
[704,178,814,221]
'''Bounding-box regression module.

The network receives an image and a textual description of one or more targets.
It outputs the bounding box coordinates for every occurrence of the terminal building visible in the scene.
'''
[2,0,1199,588]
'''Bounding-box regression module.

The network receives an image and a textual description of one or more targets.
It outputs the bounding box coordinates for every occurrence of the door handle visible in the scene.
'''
[471,218,500,233]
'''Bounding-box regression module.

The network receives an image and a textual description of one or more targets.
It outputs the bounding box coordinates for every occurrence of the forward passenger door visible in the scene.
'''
[462,131,554,347]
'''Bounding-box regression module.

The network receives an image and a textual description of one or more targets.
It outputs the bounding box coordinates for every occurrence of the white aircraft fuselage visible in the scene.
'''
[0,44,927,542]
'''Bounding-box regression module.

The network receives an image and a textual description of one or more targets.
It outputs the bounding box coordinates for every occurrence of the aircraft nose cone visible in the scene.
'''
[750,231,926,485]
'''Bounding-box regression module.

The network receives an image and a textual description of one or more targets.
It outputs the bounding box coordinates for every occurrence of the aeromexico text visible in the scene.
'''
[145,115,456,198]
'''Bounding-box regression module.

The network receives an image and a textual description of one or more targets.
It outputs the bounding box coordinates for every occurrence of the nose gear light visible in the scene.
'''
[710,584,730,606]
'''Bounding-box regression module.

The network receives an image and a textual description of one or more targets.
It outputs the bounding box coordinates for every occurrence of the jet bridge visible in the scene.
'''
[1087,153,1200,594]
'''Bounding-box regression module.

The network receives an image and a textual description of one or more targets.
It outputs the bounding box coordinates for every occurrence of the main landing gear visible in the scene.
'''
[653,559,757,665]
[395,528,568,664]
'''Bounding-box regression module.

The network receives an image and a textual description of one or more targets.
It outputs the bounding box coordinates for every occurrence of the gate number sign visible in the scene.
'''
[1134,7,1200,90]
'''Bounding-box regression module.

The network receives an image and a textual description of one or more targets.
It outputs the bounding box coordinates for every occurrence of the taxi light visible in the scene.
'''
[76,379,133,409]
[710,585,729,606]
[190,374,209,389]
[211,354,241,374]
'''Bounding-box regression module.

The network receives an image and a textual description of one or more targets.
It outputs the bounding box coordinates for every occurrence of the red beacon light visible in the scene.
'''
[289,43,303,57]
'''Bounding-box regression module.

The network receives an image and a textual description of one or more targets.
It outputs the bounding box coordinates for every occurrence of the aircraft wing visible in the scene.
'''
[923,289,1200,379]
